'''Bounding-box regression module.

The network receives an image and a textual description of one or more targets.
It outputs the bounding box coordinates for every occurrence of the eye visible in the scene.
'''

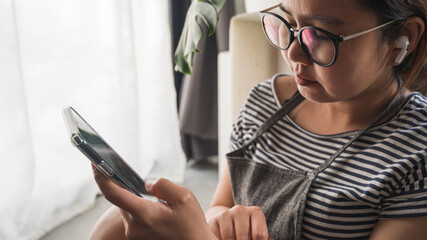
[312,29,330,40]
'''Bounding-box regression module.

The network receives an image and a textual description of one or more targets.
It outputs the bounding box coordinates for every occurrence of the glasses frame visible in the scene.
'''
[259,4,396,67]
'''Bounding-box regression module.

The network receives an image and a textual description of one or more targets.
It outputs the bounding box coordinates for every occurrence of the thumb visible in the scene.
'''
[92,164,151,213]
[148,178,196,208]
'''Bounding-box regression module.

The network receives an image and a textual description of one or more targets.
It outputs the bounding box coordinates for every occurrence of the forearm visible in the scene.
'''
[205,165,235,221]
[369,216,427,240]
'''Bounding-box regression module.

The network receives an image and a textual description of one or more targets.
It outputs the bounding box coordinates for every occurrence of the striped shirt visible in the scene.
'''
[229,75,427,239]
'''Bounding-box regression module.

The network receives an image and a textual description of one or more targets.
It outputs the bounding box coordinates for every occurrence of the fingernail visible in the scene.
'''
[145,178,157,191]
[145,182,153,191]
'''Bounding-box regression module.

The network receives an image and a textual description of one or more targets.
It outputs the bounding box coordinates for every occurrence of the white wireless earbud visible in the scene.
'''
[394,35,409,65]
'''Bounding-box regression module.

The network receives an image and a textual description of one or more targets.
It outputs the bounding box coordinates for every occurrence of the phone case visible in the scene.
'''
[62,107,151,198]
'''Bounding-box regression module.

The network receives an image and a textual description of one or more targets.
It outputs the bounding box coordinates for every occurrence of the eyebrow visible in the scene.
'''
[279,5,344,25]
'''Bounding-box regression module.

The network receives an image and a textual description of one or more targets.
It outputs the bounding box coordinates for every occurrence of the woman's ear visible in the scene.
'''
[392,16,425,64]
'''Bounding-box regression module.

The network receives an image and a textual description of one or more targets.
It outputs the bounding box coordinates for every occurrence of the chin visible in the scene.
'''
[297,85,338,103]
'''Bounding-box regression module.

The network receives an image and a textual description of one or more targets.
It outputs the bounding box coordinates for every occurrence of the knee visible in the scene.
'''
[89,205,127,240]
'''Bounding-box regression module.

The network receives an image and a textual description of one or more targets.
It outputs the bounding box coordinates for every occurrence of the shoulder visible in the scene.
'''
[378,93,427,157]
[375,93,427,196]
[244,75,280,110]
[400,92,427,124]
[246,74,297,106]
[229,74,296,150]
[408,92,427,108]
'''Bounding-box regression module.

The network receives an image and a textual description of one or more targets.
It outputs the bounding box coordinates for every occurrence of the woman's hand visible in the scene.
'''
[92,164,217,240]
[207,205,273,240]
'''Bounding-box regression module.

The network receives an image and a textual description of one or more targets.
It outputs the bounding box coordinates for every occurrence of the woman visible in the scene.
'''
[90,0,427,239]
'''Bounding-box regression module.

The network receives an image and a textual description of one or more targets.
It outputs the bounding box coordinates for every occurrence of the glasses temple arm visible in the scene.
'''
[341,20,395,41]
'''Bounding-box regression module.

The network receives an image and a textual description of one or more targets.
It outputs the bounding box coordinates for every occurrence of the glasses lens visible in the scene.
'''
[262,14,290,49]
[301,28,336,65]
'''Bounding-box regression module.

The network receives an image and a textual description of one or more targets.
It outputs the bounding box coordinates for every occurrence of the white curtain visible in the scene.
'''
[0,0,186,239]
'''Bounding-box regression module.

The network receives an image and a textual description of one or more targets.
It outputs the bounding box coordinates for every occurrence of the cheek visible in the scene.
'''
[315,52,385,99]
[335,36,386,73]
[328,44,373,79]
[313,60,364,96]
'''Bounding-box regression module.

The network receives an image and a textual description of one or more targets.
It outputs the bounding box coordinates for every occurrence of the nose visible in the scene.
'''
[285,32,312,67]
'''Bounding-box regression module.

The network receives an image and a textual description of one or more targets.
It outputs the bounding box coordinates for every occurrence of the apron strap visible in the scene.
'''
[236,80,406,175]
[240,91,305,149]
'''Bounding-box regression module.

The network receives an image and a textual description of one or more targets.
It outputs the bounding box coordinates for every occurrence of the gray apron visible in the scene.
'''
[227,90,404,240]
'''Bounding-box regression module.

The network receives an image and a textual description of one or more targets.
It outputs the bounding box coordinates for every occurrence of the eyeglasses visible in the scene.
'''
[259,4,395,67]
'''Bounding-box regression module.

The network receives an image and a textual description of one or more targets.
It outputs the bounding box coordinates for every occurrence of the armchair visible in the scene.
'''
[218,12,291,172]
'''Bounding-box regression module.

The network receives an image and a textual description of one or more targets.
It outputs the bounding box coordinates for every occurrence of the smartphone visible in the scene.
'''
[62,106,153,199]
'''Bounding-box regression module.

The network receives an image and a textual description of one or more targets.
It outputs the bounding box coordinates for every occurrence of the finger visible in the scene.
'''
[216,210,236,240]
[148,178,198,208]
[231,206,251,239]
[207,218,221,240]
[249,206,269,240]
[92,164,152,213]
[234,217,251,240]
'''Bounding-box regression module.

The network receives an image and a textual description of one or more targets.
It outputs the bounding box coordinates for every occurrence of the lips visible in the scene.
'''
[295,74,317,86]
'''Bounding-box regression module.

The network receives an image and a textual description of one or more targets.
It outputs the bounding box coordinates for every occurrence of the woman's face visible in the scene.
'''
[280,0,396,103]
